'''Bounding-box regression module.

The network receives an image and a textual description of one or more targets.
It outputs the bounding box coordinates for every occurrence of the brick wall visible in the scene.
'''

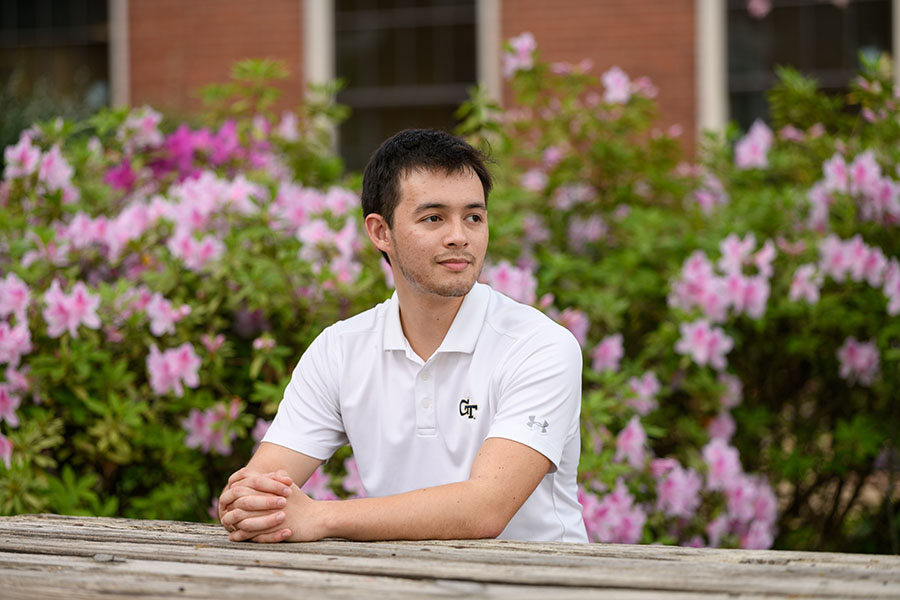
[128,0,304,114]
[500,0,696,151]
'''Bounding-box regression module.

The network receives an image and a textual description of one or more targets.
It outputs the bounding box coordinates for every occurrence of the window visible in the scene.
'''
[334,0,477,170]
[727,0,892,129]
[0,0,109,110]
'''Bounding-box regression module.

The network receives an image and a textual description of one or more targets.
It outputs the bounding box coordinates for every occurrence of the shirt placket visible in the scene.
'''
[414,362,436,435]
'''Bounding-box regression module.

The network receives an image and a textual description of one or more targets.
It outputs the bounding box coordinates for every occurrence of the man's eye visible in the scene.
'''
[467,214,484,223]
[422,215,440,223]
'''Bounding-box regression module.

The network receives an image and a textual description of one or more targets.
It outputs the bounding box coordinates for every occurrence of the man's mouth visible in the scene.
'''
[438,257,472,272]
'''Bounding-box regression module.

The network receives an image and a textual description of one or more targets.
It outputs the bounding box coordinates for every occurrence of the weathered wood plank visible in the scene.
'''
[1,515,898,599]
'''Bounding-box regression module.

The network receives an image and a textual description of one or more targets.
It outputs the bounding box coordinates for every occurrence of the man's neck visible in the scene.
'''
[395,284,468,362]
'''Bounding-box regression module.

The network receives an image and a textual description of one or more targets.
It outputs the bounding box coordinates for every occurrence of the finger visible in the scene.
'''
[221,506,284,530]
[228,467,257,486]
[230,494,287,512]
[248,529,292,544]
[220,481,289,509]
[230,525,290,543]
[227,510,285,533]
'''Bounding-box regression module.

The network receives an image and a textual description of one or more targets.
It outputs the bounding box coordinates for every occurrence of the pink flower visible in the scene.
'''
[481,261,537,305]
[753,240,776,278]
[553,183,596,209]
[0,272,31,322]
[848,151,881,197]
[747,0,771,19]
[118,106,164,151]
[181,403,235,455]
[521,214,550,244]
[778,125,805,142]
[649,457,679,478]
[324,187,358,217]
[251,418,271,443]
[42,280,102,338]
[542,146,564,168]
[601,66,631,104]
[147,343,202,397]
[3,133,42,179]
[581,480,646,544]
[718,233,757,275]
[836,337,879,387]
[275,111,300,141]
[252,336,275,351]
[789,264,822,304]
[675,320,734,371]
[702,438,742,491]
[668,251,728,322]
[302,466,338,500]
[0,384,20,427]
[884,259,900,315]
[342,456,367,498]
[592,333,624,373]
[718,373,743,409]
[706,514,729,547]
[568,215,607,252]
[37,145,74,192]
[734,120,773,169]
[655,464,702,519]
[521,169,547,193]
[741,520,774,549]
[380,258,395,289]
[167,231,225,271]
[145,293,191,336]
[707,412,736,441]
[557,308,589,347]
[0,432,11,469]
[692,173,729,213]
[615,416,647,469]
[502,32,536,78]
[0,321,32,366]
[5,366,29,392]
[201,333,225,354]
[818,235,851,282]
[632,76,658,98]
[822,154,849,194]
[626,371,661,415]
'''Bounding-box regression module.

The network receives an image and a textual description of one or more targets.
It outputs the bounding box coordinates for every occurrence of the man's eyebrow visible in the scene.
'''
[412,201,487,213]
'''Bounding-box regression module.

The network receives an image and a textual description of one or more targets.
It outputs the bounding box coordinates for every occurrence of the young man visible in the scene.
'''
[218,129,587,543]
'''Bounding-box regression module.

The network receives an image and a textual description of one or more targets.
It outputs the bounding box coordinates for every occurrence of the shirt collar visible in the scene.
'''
[382,282,490,355]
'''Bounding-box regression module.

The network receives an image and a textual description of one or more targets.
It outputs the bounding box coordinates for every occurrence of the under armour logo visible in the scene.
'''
[527,415,549,433]
[459,398,478,419]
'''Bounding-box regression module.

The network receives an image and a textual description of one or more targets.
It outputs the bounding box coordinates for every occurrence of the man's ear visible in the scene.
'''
[364,213,392,255]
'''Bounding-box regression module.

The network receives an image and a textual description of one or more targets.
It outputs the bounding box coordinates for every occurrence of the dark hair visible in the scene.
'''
[361,128,493,228]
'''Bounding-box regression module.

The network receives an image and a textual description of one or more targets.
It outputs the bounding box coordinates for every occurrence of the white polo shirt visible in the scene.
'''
[263,282,588,542]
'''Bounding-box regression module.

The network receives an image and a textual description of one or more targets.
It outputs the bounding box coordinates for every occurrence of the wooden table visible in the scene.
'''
[0,514,898,599]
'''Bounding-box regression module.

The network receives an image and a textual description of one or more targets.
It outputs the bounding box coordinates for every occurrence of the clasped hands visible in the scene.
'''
[218,467,326,542]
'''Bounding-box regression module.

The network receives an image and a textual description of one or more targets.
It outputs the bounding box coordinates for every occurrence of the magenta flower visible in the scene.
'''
[615,416,647,469]
[655,463,702,519]
[675,320,734,371]
[481,261,537,305]
[181,405,235,455]
[581,479,646,544]
[601,66,631,104]
[702,438,742,491]
[705,514,729,548]
[848,150,881,197]
[0,321,32,367]
[4,366,29,392]
[734,120,773,169]
[302,466,338,501]
[342,456,367,498]
[741,520,774,550]
[0,384,20,427]
[0,272,31,322]
[167,231,225,271]
[118,106,164,152]
[42,280,101,338]
[104,159,136,191]
[718,233,756,275]
[0,433,11,469]
[836,337,879,387]
[3,132,41,179]
[592,333,624,373]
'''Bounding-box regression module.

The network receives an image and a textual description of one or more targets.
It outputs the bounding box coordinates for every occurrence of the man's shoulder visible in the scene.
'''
[318,295,392,340]
[481,285,580,350]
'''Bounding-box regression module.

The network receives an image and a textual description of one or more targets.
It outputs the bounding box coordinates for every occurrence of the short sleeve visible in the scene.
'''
[486,324,583,470]
[262,327,349,460]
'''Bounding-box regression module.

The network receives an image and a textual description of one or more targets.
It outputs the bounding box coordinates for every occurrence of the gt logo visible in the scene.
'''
[459,398,478,419]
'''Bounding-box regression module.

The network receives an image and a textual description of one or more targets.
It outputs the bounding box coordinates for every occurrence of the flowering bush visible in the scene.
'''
[454,38,898,552]
[1,44,897,553]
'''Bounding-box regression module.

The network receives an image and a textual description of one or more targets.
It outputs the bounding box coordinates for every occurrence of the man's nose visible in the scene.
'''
[444,218,469,247]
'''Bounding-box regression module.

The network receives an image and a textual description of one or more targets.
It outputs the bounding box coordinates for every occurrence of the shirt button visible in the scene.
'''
[421,371,430,381]
[422,398,431,408]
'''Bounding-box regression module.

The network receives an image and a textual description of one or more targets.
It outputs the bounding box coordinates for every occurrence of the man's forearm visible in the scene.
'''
[307,479,514,541]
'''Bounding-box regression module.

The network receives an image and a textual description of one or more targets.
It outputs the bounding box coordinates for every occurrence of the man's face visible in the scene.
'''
[386,168,488,298]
